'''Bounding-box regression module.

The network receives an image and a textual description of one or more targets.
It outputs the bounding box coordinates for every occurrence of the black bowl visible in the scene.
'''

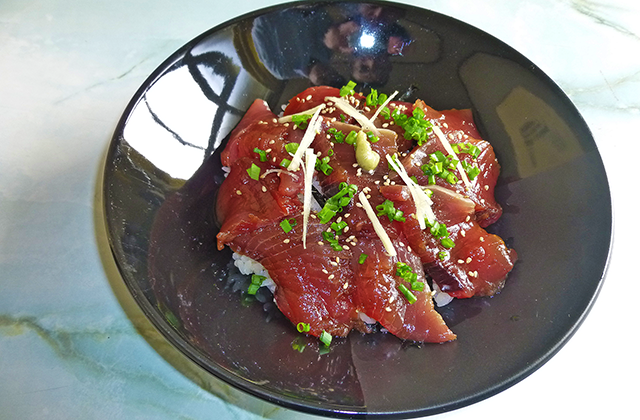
[103,1,611,418]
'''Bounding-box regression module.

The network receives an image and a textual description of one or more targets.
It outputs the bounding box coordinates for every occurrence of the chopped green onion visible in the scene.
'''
[344,131,357,145]
[440,237,455,249]
[246,163,261,180]
[297,322,311,333]
[366,89,378,107]
[279,218,297,233]
[280,158,291,168]
[253,147,267,162]
[366,89,388,107]
[358,253,368,264]
[247,274,266,295]
[322,231,342,251]
[392,106,433,146]
[246,284,260,295]
[379,106,391,120]
[291,114,312,129]
[421,151,461,185]
[315,155,333,175]
[376,199,406,222]
[317,183,358,224]
[331,220,348,234]
[438,251,448,261]
[285,142,300,154]
[461,160,481,180]
[328,127,345,143]
[398,283,417,304]
[340,114,347,122]
[366,131,379,143]
[319,330,332,346]
[426,219,456,249]
[452,142,481,159]
[340,81,357,97]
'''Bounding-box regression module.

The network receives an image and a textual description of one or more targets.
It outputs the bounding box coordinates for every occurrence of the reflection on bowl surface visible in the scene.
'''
[103,1,611,417]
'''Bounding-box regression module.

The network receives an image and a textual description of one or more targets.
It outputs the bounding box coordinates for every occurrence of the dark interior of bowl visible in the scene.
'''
[103,1,611,418]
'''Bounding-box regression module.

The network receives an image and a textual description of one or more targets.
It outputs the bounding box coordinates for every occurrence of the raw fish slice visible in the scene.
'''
[216,157,302,250]
[229,216,362,337]
[400,133,503,227]
[351,237,456,343]
[380,184,516,298]
[221,99,306,168]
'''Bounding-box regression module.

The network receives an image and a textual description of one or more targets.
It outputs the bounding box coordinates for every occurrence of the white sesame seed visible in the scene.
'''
[272,118,277,124]
[407,246,412,252]
[261,186,267,192]
[461,230,466,237]
[284,123,290,127]
[443,122,449,128]
[342,245,350,250]
[356,203,363,208]
[343,226,349,233]
[336,217,342,223]
[364,106,371,112]
[322,269,329,274]
[311,214,317,219]
[484,185,490,191]
[283,238,290,244]
[343,282,349,289]
[330,261,338,266]
[385,307,392,312]
[344,213,351,218]
[328,274,335,280]
[382,123,389,128]
[352,163,359,168]
[389,295,395,303]
[306,94,312,100]
[465,215,471,222]
[336,257,340,263]
[374,180,381,185]
[480,237,485,242]
[466,257,472,263]
[269,139,275,145]
[265,148,272,153]
[318,241,324,245]
[366,194,371,199]
[235,190,242,195]
[458,259,465,264]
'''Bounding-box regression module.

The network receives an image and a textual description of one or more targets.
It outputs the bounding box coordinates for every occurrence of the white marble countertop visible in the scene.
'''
[1,0,637,418]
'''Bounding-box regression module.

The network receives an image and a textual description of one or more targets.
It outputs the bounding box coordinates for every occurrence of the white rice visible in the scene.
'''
[232,253,276,293]
[432,281,454,307]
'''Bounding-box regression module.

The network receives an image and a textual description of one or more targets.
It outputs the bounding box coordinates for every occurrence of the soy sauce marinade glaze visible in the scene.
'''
[216,82,517,347]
